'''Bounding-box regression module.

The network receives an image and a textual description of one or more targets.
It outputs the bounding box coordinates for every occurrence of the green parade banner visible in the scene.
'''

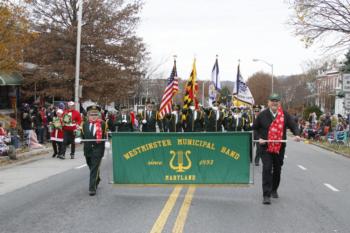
[111,132,252,184]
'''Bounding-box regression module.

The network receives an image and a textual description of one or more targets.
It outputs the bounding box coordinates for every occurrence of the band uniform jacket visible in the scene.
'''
[169,111,183,132]
[225,114,245,132]
[183,109,204,132]
[116,113,133,132]
[140,110,160,132]
[205,109,224,132]
[162,114,172,132]
[252,108,300,150]
[81,120,107,157]
[242,112,253,131]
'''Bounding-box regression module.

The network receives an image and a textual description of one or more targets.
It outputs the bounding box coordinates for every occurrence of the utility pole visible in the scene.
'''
[74,0,83,111]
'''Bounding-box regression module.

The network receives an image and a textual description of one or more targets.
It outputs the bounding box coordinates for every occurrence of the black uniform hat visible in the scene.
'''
[87,105,101,115]
[253,105,261,112]
[146,99,155,105]
[212,100,220,105]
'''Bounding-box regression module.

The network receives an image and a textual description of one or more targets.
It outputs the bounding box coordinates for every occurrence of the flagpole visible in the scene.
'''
[202,80,205,108]
[172,55,177,106]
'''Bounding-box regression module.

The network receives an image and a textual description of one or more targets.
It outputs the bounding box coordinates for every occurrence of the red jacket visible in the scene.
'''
[62,109,82,131]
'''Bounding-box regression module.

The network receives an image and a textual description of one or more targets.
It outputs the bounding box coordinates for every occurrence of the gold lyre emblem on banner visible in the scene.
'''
[169,150,192,173]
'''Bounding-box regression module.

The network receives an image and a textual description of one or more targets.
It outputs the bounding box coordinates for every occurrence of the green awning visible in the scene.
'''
[0,72,23,86]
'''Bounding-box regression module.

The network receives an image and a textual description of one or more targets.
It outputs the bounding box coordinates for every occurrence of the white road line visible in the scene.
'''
[297,165,307,171]
[75,164,87,169]
[324,183,340,192]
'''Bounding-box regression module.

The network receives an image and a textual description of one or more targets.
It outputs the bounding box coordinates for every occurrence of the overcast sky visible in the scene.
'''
[137,0,323,82]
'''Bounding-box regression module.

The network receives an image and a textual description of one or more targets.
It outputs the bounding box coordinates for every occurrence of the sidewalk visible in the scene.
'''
[0,146,52,168]
[0,148,86,195]
[0,143,84,168]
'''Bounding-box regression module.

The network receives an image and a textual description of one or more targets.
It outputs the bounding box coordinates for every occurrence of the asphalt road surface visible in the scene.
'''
[0,140,349,233]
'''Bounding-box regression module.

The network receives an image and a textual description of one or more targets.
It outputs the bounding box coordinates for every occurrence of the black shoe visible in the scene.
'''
[57,155,65,160]
[255,162,259,166]
[89,190,96,196]
[52,153,57,158]
[96,177,101,188]
[263,196,271,205]
[70,154,74,159]
[271,191,279,198]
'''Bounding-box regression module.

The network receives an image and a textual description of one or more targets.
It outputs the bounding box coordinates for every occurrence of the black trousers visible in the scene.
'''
[261,146,286,197]
[52,141,63,155]
[62,131,75,156]
[85,153,103,192]
[254,143,261,164]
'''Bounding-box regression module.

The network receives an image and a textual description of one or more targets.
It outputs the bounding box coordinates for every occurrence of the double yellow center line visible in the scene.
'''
[150,186,196,233]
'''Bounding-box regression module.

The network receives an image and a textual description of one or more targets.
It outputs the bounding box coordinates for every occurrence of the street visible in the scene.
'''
[0,140,349,233]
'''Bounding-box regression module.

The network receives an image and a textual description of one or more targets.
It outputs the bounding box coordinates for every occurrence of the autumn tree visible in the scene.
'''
[247,72,274,105]
[288,0,350,50]
[0,2,32,72]
[274,75,311,113]
[22,0,148,103]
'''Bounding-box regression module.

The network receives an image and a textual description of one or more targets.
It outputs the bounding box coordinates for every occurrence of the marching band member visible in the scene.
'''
[140,101,161,132]
[116,106,133,132]
[79,104,108,196]
[205,101,224,132]
[170,104,182,132]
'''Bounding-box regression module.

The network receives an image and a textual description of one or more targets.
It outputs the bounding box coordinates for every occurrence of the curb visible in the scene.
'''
[0,147,52,169]
[307,140,350,158]
[16,147,52,160]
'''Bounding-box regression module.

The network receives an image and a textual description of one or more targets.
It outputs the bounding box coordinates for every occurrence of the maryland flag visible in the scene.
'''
[183,59,199,111]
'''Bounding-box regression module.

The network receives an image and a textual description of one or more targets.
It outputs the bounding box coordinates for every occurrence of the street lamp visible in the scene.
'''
[74,0,83,111]
[253,58,274,93]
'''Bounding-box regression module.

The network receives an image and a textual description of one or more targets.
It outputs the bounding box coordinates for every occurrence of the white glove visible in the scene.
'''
[105,141,111,149]
[142,119,147,124]
[122,120,127,123]
[74,137,82,144]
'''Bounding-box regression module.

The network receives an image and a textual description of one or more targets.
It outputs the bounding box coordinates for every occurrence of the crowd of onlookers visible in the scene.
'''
[0,103,67,156]
[299,112,349,144]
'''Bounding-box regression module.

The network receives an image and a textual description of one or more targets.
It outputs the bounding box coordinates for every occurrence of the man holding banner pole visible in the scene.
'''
[252,93,300,205]
[78,105,108,196]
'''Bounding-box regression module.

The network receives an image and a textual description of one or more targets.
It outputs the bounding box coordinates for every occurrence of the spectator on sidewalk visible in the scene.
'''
[8,119,20,149]
[21,103,32,147]
[33,107,45,144]
[0,122,6,136]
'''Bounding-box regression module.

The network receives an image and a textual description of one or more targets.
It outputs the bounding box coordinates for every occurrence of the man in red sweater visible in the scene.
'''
[58,101,82,159]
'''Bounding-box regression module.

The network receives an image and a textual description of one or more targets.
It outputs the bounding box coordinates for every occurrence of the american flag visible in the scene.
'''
[159,60,179,118]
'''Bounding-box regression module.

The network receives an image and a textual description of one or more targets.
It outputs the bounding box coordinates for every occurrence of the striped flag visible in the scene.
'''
[183,59,199,111]
[233,63,255,106]
[159,60,179,118]
[209,56,221,106]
